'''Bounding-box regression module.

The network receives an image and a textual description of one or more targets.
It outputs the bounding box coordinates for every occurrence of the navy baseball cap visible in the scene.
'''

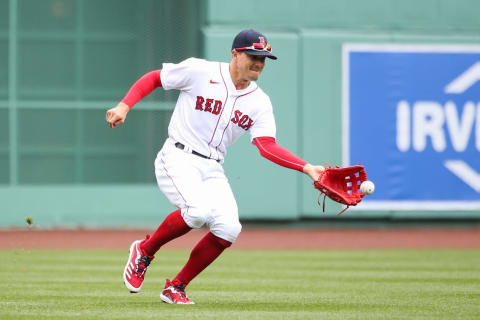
[232,29,277,60]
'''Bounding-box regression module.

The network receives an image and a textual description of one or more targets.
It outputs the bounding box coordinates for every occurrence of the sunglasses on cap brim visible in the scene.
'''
[235,42,272,52]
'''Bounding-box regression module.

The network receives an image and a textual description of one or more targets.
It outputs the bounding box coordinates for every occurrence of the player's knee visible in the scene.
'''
[211,221,242,243]
[182,207,209,229]
[227,222,242,241]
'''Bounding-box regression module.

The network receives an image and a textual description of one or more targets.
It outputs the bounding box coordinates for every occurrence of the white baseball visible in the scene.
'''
[360,180,375,195]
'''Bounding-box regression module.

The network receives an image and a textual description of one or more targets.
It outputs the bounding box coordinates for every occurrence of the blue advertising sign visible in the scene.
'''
[343,44,480,210]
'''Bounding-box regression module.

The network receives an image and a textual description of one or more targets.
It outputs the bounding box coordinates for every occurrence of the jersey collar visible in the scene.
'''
[221,62,258,96]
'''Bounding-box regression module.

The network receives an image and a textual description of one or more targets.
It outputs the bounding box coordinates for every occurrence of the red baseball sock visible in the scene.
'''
[140,209,192,256]
[174,232,232,286]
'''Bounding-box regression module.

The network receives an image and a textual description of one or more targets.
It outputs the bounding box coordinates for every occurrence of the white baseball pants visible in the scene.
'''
[154,138,242,243]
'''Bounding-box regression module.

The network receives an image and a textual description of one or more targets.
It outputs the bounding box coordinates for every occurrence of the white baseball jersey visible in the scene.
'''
[160,57,277,162]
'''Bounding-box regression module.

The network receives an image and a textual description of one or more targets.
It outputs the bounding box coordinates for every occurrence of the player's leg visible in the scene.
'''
[124,140,209,293]
[145,140,218,253]
[175,176,241,284]
[160,173,240,304]
[140,209,190,255]
[168,230,234,286]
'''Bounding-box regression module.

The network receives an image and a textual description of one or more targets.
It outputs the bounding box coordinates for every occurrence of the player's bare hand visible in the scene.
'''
[106,102,130,128]
[303,163,325,181]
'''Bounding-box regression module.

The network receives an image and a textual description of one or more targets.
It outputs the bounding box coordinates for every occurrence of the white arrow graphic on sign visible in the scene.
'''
[443,62,480,192]
[444,61,480,94]
[444,160,480,192]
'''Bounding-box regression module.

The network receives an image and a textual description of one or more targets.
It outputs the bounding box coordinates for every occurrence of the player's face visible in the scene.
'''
[236,52,266,81]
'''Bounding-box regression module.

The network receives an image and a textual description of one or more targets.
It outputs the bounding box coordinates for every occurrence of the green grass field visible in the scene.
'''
[1,249,479,319]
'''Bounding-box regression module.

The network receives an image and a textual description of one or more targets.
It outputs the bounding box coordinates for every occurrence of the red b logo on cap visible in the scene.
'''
[258,36,266,46]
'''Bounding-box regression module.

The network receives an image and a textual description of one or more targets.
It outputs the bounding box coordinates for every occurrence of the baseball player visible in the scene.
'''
[106,29,325,304]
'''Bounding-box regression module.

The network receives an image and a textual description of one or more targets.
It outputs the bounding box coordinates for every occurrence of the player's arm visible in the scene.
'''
[253,137,325,181]
[106,70,162,128]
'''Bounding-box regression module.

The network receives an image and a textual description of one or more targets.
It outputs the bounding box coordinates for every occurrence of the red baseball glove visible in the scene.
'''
[314,164,367,215]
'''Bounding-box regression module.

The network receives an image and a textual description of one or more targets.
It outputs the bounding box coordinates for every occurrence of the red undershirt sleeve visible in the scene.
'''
[253,136,307,172]
[121,69,162,109]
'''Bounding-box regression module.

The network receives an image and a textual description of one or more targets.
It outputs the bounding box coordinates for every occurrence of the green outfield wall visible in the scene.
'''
[1,0,479,228]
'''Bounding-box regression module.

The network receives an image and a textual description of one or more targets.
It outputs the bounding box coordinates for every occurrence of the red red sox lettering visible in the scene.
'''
[231,110,253,130]
[195,96,222,114]
[195,96,253,130]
